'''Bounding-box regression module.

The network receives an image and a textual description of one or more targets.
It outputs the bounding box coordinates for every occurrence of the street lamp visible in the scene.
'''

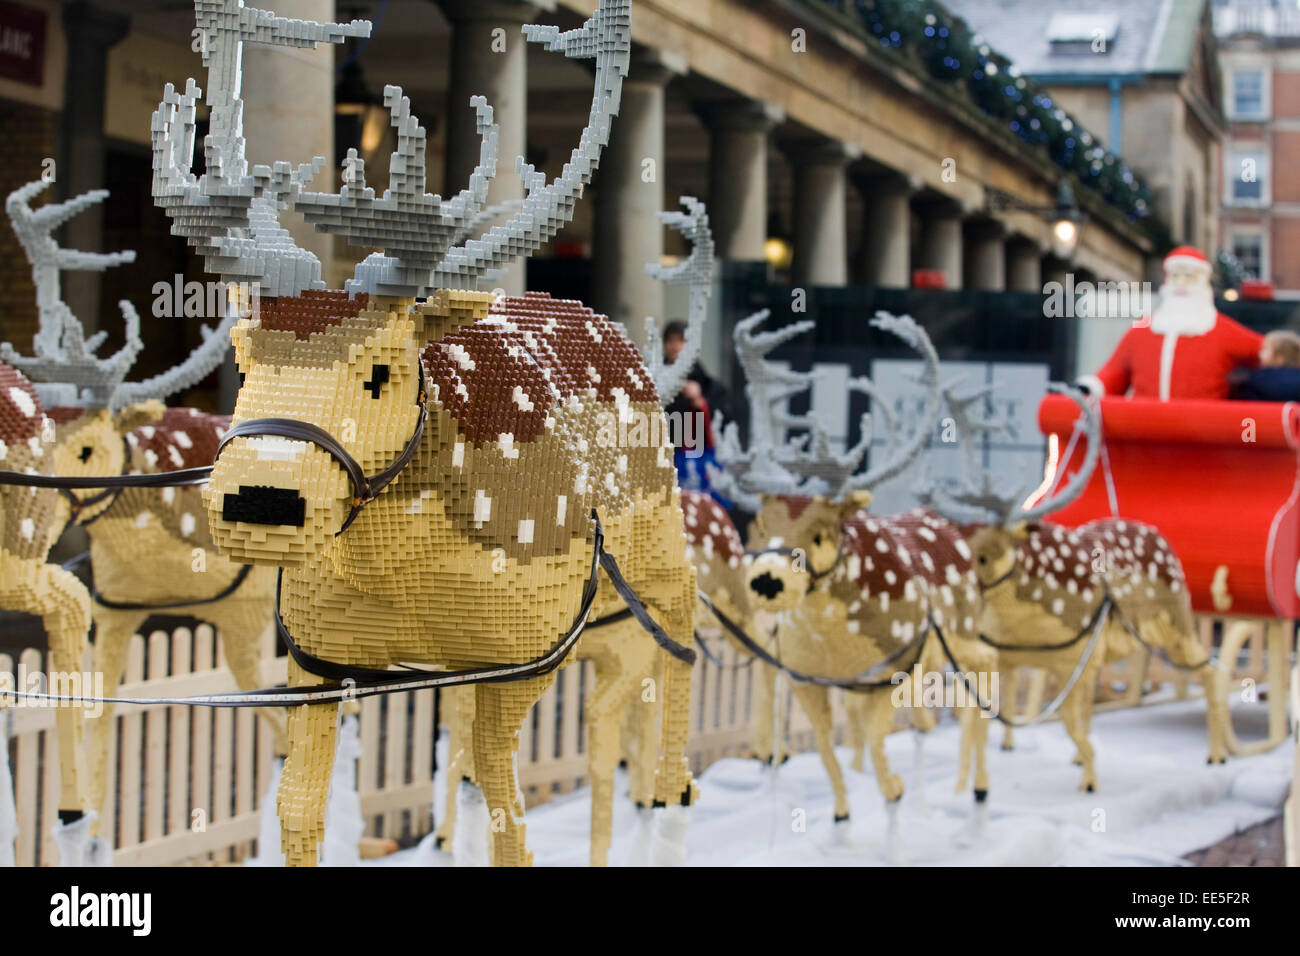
[985,181,1086,261]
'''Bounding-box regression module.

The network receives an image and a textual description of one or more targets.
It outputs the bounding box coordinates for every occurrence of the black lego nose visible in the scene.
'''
[222,485,306,527]
[750,572,785,600]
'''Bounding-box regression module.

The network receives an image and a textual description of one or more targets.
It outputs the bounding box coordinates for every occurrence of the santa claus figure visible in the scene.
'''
[1079,246,1262,401]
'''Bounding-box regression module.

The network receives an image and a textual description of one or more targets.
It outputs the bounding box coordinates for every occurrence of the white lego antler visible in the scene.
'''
[286,89,501,297]
[428,0,631,290]
[709,310,820,509]
[927,384,1099,525]
[0,180,143,409]
[782,313,940,500]
[153,1,370,298]
[842,313,942,492]
[642,197,715,404]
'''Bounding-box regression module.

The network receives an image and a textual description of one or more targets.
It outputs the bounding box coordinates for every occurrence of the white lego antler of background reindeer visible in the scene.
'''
[711,310,942,508]
[0,180,233,412]
[927,383,1101,525]
[640,196,715,403]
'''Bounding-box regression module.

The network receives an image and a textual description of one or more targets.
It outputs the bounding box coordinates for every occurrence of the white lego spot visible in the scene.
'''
[162,487,175,505]
[584,320,603,343]
[945,565,961,585]
[180,513,196,537]
[452,442,465,468]
[917,526,936,542]
[604,471,618,494]
[875,538,889,553]
[27,436,42,457]
[884,569,897,585]
[140,426,156,440]
[169,446,185,467]
[512,386,534,412]
[446,344,476,371]
[848,554,861,581]
[955,539,971,559]
[879,592,890,612]
[0,439,7,461]
[20,518,34,541]
[498,433,519,459]
[617,454,627,474]
[135,512,151,529]
[1051,598,1064,615]
[8,387,35,417]
[173,430,192,449]
[556,495,567,525]
[144,449,159,469]
[587,365,601,384]
[248,436,305,463]
[473,490,492,524]
[517,519,534,544]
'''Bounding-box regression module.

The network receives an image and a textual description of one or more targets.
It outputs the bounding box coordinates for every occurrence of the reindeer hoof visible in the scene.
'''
[1084,783,1096,793]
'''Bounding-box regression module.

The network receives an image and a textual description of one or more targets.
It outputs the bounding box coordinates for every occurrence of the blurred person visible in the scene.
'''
[1232,329,1300,402]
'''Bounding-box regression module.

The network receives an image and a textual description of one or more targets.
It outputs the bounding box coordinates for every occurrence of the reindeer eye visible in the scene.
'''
[813,534,823,546]
[363,364,390,399]
[78,446,93,463]
[978,555,988,565]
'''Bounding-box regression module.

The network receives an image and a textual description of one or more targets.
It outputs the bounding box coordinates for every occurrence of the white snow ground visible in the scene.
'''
[372,695,1292,867]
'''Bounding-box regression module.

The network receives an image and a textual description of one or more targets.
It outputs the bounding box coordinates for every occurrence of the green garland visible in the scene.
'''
[817,0,1154,225]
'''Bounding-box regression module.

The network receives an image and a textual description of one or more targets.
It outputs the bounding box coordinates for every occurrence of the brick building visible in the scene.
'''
[1215,0,1300,297]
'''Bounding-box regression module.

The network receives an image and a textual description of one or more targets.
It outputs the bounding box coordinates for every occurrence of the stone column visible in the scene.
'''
[440,0,552,295]
[787,140,859,287]
[1042,254,1071,290]
[854,172,917,288]
[59,2,129,334]
[242,0,340,283]
[962,219,1007,291]
[1006,237,1043,292]
[699,100,783,261]
[915,197,964,290]
[591,48,685,345]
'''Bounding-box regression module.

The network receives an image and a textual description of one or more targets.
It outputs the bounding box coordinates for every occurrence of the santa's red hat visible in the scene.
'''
[1163,246,1211,275]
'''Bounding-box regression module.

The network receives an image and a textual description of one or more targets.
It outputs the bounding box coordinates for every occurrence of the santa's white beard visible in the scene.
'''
[1149,283,1217,336]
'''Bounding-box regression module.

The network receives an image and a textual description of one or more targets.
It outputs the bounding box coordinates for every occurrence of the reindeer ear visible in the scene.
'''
[419,289,493,343]
[839,489,872,519]
[232,317,256,374]
[114,401,166,435]
[1009,522,1030,541]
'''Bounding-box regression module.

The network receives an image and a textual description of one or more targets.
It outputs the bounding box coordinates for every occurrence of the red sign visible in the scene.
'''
[0,2,45,87]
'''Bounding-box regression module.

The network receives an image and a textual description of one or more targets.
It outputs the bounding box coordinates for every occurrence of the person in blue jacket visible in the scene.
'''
[1233,329,1300,402]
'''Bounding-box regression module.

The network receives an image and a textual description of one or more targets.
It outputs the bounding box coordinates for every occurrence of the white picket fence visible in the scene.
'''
[1,614,1289,866]
[0,623,838,866]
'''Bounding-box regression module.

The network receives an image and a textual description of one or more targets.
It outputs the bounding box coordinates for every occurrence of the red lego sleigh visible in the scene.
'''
[1038,394,1300,620]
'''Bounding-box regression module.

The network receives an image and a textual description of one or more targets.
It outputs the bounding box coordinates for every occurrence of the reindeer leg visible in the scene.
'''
[85,607,147,843]
[842,689,868,773]
[34,563,92,854]
[750,662,780,764]
[473,674,554,867]
[433,685,476,853]
[1155,614,1228,764]
[790,683,852,825]
[207,601,286,755]
[1060,671,1098,792]
[591,627,656,867]
[278,659,339,867]
[625,656,660,808]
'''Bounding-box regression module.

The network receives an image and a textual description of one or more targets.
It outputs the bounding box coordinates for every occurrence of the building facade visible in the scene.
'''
[1215,0,1300,297]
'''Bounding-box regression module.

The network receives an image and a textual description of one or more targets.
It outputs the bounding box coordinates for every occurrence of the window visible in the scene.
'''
[1231,233,1264,279]
[1232,70,1266,118]
[1227,149,1267,204]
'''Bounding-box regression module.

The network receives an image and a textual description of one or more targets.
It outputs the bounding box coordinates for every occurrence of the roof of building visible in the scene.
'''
[942,0,1209,79]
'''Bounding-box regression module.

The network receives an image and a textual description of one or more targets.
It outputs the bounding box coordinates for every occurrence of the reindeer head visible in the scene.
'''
[207,291,474,563]
[711,311,942,614]
[190,1,630,564]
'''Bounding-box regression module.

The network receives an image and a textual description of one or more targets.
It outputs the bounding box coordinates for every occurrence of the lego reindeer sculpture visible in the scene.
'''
[0,359,91,862]
[0,180,287,861]
[711,311,995,860]
[167,0,694,867]
[929,388,1229,791]
[431,198,715,866]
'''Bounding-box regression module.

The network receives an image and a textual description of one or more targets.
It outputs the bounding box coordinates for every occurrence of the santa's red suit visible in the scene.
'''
[1079,247,1262,401]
